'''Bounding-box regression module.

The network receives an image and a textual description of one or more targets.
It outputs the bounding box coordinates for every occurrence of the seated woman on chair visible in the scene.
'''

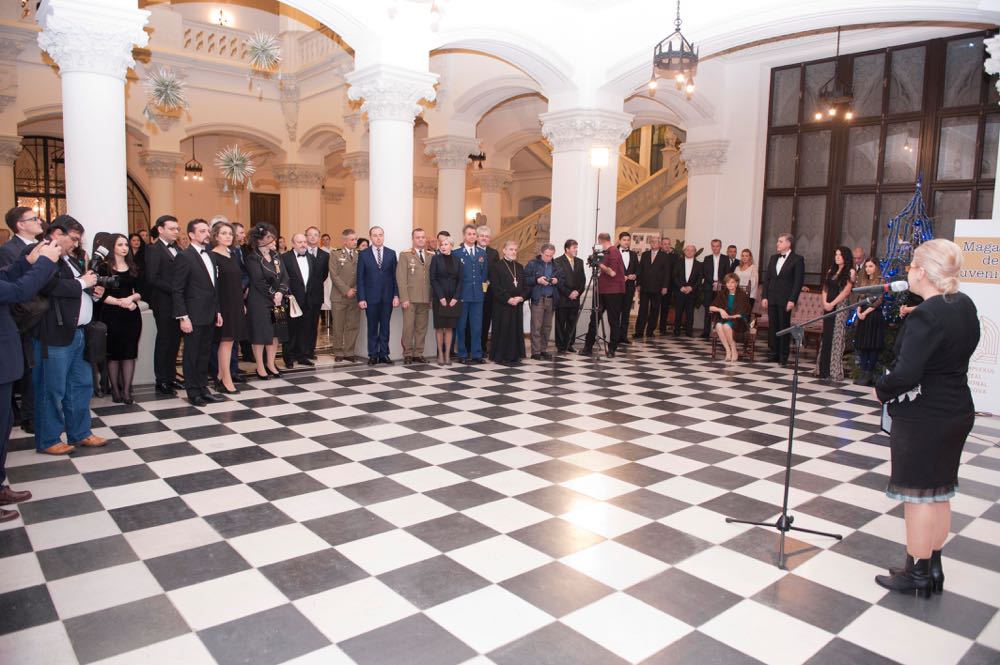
[709,273,751,362]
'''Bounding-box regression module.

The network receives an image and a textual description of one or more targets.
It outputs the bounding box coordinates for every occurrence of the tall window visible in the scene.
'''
[762,31,998,283]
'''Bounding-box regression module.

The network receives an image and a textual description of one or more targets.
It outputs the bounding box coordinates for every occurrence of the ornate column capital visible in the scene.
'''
[679,140,729,176]
[343,151,370,181]
[139,149,182,178]
[539,109,633,153]
[423,135,480,170]
[986,35,1000,102]
[413,176,438,199]
[323,187,346,203]
[343,112,365,131]
[273,164,326,189]
[473,168,514,193]
[346,64,438,123]
[37,0,150,80]
[0,135,22,167]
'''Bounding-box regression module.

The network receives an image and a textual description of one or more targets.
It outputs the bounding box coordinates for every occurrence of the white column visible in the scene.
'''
[139,150,181,226]
[37,0,149,237]
[0,136,21,214]
[343,151,370,233]
[473,168,513,231]
[987,36,1000,220]
[274,164,325,237]
[679,139,730,250]
[424,136,479,236]
[541,109,632,249]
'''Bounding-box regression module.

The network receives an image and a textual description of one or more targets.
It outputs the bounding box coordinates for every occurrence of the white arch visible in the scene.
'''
[299,123,347,153]
[494,128,545,162]
[184,122,286,158]
[452,75,546,125]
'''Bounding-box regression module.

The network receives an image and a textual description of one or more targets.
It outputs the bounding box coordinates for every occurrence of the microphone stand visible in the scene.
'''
[726,293,880,569]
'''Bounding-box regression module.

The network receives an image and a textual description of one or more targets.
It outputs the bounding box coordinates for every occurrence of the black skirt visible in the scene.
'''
[433,300,462,329]
[854,307,885,351]
[888,411,974,502]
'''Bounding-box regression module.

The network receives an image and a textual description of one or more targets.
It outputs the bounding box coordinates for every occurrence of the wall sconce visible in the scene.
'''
[215,9,232,27]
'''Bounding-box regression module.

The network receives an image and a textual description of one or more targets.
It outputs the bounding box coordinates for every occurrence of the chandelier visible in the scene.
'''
[814,27,854,121]
[649,0,699,99]
[184,137,204,182]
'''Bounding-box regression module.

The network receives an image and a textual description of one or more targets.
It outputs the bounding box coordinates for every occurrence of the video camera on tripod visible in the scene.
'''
[88,245,120,289]
[585,244,605,269]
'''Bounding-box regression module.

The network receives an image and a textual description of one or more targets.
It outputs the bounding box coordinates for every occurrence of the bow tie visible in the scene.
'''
[297,252,307,257]
[780,254,788,259]
[200,249,208,255]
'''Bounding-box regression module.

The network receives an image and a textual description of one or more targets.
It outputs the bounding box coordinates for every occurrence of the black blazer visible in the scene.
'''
[636,249,671,293]
[429,252,463,301]
[281,250,325,309]
[0,236,31,268]
[172,245,219,326]
[673,257,703,291]
[762,251,805,306]
[701,254,733,290]
[145,239,177,314]
[309,248,329,303]
[620,248,639,283]
[35,257,88,347]
[554,254,586,309]
[0,256,59,382]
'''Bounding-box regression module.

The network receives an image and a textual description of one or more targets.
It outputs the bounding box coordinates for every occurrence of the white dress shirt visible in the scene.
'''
[776,253,788,275]
[711,254,722,281]
[684,257,694,281]
[621,250,631,270]
[160,237,177,258]
[296,251,310,284]
[195,244,215,285]
[64,257,93,326]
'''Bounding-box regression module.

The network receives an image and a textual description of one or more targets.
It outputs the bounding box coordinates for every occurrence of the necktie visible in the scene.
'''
[418,251,425,265]
[376,248,382,269]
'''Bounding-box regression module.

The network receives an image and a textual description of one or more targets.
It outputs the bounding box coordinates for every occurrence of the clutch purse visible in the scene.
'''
[288,295,303,318]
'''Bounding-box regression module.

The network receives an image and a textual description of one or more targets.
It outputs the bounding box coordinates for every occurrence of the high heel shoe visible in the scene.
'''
[255,370,271,380]
[889,549,943,594]
[876,554,932,598]
[266,367,283,378]
[219,385,240,395]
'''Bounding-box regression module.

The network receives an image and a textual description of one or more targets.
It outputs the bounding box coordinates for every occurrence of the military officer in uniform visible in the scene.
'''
[328,228,360,361]
[397,228,432,364]
[456,224,488,364]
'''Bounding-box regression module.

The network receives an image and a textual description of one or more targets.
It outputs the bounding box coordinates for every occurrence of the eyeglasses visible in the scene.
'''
[22,216,39,223]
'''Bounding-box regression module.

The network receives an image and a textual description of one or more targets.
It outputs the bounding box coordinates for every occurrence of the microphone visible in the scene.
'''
[852,281,908,295]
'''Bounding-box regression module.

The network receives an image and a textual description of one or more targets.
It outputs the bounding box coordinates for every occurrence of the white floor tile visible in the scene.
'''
[425,585,554,653]
[701,600,833,665]
[839,605,973,665]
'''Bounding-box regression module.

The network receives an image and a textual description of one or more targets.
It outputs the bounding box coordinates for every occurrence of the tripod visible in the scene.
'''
[725,295,878,569]
[574,259,608,354]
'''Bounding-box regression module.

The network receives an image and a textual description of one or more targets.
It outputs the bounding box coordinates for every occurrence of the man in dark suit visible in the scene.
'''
[0,236,61,521]
[455,225,488,364]
[476,225,499,354]
[282,233,324,368]
[33,219,107,455]
[554,239,585,353]
[2,206,46,433]
[173,219,224,406]
[304,226,329,360]
[700,239,733,339]
[356,225,399,365]
[761,232,805,365]
[657,236,677,335]
[672,244,702,337]
[617,232,639,345]
[634,233,671,339]
[145,215,184,395]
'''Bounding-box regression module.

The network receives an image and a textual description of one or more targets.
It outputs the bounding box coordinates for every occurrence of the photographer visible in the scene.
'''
[33,217,107,455]
[524,243,565,360]
[580,232,625,358]
[0,236,62,521]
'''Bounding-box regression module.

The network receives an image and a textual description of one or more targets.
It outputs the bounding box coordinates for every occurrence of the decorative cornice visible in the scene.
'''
[539,109,633,153]
[986,35,1000,103]
[139,149,183,178]
[37,0,150,80]
[423,135,480,170]
[342,151,369,180]
[323,187,345,203]
[279,76,300,142]
[347,64,438,123]
[473,168,514,193]
[679,140,730,176]
[0,136,22,167]
[0,96,16,115]
[273,164,326,189]
[343,112,365,131]
[413,176,438,199]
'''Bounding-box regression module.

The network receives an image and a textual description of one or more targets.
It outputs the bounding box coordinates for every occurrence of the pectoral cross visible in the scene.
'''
[513,277,518,287]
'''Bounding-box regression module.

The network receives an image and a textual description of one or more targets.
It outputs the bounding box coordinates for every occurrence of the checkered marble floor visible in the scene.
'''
[2,336,999,665]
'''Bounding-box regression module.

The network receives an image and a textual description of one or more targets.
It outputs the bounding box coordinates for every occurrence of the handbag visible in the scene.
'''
[12,295,50,335]
[288,295,303,318]
[271,304,290,342]
[83,321,108,364]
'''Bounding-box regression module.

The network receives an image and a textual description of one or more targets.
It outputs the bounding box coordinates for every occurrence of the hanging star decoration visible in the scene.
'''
[214,144,256,204]
[245,30,282,97]
[142,67,188,120]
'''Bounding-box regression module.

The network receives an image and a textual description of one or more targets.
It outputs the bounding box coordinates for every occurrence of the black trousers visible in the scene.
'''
[283,306,317,362]
[619,283,635,341]
[554,305,578,351]
[481,292,493,354]
[657,291,673,333]
[767,301,793,362]
[182,324,213,398]
[634,291,661,337]
[673,291,696,336]
[153,307,181,385]
[0,381,12,485]
[304,305,321,357]
[584,293,623,352]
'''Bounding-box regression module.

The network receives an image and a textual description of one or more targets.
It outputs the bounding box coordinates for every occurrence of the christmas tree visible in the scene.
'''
[877,175,933,323]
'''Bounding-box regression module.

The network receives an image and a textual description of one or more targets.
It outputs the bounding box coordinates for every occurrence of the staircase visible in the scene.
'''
[494,151,688,263]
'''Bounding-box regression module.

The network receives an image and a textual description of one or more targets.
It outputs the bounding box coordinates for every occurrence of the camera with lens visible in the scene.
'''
[585,245,605,269]
[89,246,120,289]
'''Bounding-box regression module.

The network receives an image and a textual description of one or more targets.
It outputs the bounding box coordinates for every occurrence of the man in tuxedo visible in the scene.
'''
[282,233,323,368]
[32,219,106,455]
[617,232,639,345]
[476,225,499,353]
[673,244,702,337]
[356,225,399,364]
[172,219,224,406]
[581,233,626,358]
[634,233,671,339]
[700,239,732,338]
[656,236,676,335]
[145,215,184,395]
[303,226,328,360]
[456,225,488,364]
[761,232,805,365]
[397,228,432,364]
[329,229,360,362]
[554,239,585,353]
[2,206,45,432]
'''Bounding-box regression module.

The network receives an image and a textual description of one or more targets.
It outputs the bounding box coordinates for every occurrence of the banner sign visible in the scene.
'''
[955,220,1000,417]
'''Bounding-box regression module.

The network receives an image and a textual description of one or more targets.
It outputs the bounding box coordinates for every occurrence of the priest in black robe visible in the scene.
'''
[489,241,529,366]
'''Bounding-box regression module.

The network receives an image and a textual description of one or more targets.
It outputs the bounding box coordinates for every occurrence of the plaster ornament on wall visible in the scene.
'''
[273,164,326,189]
[413,176,438,199]
[539,109,633,153]
[323,187,345,203]
[37,1,149,80]
[342,152,370,180]
[279,75,300,142]
[473,168,514,193]
[215,144,256,203]
[679,140,730,176]
[985,35,1000,101]
[0,136,22,167]
[424,137,479,170]
[140,150,183,178]
[347,66,438,123]
[0,38,24,112]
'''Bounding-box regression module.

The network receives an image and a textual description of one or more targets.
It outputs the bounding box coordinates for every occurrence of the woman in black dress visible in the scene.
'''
[429,235,463,365]
[245,223,289,379]
[853,258,886,386]
[817,245,854,380]
[489,240,528,366]
[97,234,142,404]
[873,239,980,598]
[211,222,246,393]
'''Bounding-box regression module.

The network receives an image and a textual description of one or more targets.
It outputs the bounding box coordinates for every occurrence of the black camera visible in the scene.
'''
[586,246,605,269]
[89,246,120,289]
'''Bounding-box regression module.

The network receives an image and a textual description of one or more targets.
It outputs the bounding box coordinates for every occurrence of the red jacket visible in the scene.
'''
[598,246,625,295]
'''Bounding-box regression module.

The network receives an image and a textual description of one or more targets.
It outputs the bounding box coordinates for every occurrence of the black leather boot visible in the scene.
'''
[888,549,944,594]
[876,554,932,597]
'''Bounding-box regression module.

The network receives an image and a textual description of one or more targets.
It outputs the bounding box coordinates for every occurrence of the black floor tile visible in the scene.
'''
[145,541,251,591]
[377,555,489,609]
[339,613,474,665]
[259,548,368,600]
[198,604,331,665]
